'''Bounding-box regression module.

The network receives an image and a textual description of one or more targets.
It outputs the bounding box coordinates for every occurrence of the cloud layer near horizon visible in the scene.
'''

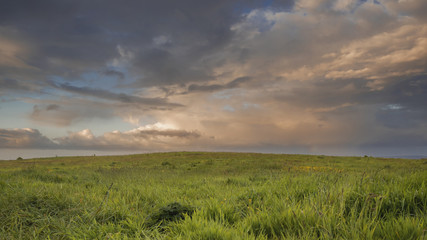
[1,0,426,156]
[0,125,202,150]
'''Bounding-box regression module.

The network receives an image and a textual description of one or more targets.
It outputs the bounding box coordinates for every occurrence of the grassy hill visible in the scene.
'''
[0,152,426,239]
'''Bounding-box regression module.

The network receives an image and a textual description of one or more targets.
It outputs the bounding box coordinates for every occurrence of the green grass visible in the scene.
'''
[0,152,426,239]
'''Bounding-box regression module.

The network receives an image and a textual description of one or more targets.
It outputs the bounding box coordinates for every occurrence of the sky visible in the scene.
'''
[1,0,427,160]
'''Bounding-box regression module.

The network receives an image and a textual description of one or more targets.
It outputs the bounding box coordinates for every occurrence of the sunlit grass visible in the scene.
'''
[0,152,426,239]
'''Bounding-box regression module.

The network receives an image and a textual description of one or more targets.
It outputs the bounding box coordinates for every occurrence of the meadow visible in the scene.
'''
[0,152,426,239]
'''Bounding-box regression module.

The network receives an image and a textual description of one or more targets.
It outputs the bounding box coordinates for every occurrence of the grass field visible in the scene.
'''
[0,152,426,239]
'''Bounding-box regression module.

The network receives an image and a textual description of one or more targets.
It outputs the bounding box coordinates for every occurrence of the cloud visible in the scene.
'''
[321,24,427,85]
[128,124,201,139]
[186,76,251,93]
[0,124,202,150]
[0,128,56,148]
[228,0,427,86]
[102,69,125,80]
[362,133,427,149]
[25,90,184,127]
[28,99,116,127]
[0,78,31,93]
[0,35,34,70]
[0,0,294,88]
[1,0,427,156]
[54,123,202,150]
[131,47,214,86]
[51,82,183,108]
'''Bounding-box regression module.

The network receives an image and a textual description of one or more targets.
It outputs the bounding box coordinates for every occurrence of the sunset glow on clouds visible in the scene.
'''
[1,0,426,159]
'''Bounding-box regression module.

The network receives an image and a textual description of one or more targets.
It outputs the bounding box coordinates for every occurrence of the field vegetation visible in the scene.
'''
[0,152,426,239]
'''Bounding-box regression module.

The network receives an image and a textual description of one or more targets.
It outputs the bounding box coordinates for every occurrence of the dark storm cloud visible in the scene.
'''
[102,69,125,80]
[374,75,427,129]
[52,82,183,108]
[0,0,294,87]
[131,47,214,86]
[187,76,252,93]
[28,101,115,127]
[275,74,427,112]
[0,79,31,93]
[361,133,427,149]
[0,1,114,74]
[0,128,56,148]
[270,76,427,147]
[385,76,427,110]
[376,107,426,129]
[0,78,46,98]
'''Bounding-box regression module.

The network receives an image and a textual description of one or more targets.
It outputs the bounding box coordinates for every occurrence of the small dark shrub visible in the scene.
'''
[16,157,23,160]
[146,202,194,228]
